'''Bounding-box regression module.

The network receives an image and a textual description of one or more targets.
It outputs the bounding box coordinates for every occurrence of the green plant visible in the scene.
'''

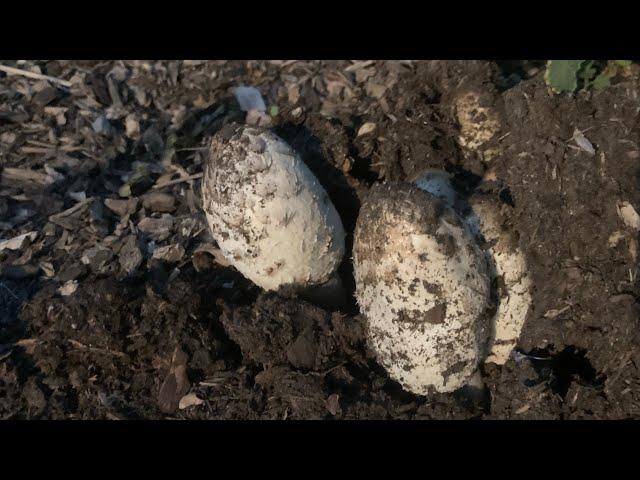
[545,60,633,93]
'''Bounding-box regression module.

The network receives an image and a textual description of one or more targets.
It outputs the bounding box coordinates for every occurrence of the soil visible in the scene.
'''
[1,60,638,419]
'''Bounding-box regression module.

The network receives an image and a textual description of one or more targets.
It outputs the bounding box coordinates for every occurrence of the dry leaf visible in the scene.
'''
[357,122,376,137]
[543,305,570,319]
[158,346,191,414]
[608,230,625,247]
[58,280,78,296]
[572,128,595,155]
[40,262,55,277]
[15,338,41,355]
[193,243,231,268]
[326,394,341,416]
[179,393,204,410]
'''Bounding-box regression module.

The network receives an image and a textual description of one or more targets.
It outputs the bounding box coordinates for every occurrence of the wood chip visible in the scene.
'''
[0,231,37,252]
[48,197,95,228]
[617,201,640,231]
[58,280,78,296]
[1,167,52,186]
[0,64,72,88]
[344,60,375,72]
[39,262,55,277]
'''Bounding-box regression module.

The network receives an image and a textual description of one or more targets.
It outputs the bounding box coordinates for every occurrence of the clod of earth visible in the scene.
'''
[353,182,491,394]
[201,124,346,292]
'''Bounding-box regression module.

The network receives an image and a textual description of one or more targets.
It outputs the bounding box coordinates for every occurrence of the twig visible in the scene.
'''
[19,146,54,154]
[48,197,95,222]
[67,339,127,358]
[26,139,56,148]
[152,173,203,190]
[1,167,51,185]
[0,64,72,88]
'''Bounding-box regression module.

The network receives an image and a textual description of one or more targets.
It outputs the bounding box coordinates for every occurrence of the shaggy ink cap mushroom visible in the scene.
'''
[202,124,346,293]
[353,182,491,394]
[413,170,533,365]
[454,89,503,161]
[465,193,533,365]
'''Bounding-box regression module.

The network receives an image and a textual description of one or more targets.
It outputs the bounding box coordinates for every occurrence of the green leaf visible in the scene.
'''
[579,61,596,79]
[614,60,632,67]
[593,73,611,90]
[545,60,586,93]
[578,61,597,89]
[269,106,279,117]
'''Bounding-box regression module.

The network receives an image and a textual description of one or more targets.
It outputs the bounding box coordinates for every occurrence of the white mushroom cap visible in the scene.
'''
[412,170,533,365]
[454,89,501,152]
[466,195,532,365]
[354,183,491,394]
[202,125,345,292]
[413,169,457,207]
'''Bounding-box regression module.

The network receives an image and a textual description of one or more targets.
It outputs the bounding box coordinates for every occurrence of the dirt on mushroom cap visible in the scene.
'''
[353,182,491,394]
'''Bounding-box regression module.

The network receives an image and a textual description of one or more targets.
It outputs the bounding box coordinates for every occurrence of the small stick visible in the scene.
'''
[0,64,72,88]
[19,146,54,154]
[175,147,208,152]
[49,197,95,221]
[152,173,203,190]
[25,139,57,148]
[2,167,52,185]
[67,339,127,358]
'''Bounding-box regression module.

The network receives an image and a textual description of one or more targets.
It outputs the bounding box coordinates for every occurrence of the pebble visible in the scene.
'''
[92,115,112,135]
[142,192,176,213]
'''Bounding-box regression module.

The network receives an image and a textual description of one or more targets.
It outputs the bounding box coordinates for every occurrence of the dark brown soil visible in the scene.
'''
[1,60,638,419]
